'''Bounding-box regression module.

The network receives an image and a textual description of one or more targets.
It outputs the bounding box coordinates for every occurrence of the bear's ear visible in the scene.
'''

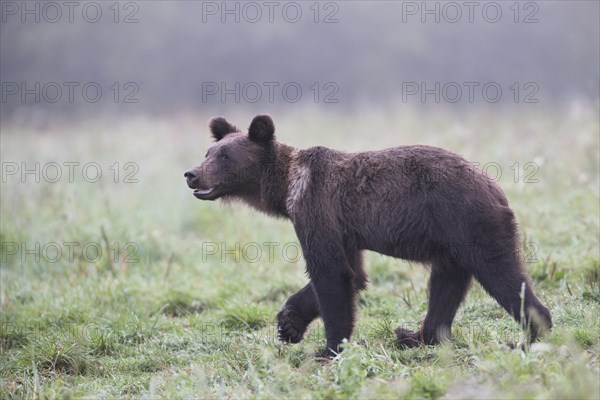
[209,117,239,141]
[248,115,275,143]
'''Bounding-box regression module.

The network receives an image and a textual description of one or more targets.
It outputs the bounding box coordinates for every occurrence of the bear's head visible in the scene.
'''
[184,115,276,201]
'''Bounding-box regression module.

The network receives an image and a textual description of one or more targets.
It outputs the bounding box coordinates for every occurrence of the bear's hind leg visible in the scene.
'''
[397,264,471,348]
[472,259,552,343]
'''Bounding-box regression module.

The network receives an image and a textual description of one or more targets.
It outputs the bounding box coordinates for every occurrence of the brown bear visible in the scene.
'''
[184,115,552,357]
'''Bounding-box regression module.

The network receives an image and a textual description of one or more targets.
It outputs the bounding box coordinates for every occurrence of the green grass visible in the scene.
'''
[1,107,599,399]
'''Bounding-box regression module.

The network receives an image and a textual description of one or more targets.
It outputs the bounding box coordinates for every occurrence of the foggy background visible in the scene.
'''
[1,0,598,124]
[1,4,599,398]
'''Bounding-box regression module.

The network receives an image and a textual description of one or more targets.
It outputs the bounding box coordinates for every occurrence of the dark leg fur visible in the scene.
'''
[312,271,355,358]
[277,249,367,347]
[472,260,552,342]
[346,249,368,291]
[397,262,472,347]
[468,209,552,341]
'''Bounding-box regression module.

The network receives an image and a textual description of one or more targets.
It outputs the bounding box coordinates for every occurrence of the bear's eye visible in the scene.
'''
[219,154,228,161]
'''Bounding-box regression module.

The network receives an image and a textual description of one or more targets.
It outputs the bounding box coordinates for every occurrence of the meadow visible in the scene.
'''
[1,106,599,399]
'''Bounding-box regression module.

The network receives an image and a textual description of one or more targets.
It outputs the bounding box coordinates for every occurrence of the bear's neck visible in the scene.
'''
[241,141,296,219]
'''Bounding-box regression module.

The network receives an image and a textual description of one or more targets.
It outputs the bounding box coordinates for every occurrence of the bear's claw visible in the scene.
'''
[277,307,308,344]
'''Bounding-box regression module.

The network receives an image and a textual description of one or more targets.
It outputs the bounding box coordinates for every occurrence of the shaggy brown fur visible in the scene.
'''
[185,115,552,357]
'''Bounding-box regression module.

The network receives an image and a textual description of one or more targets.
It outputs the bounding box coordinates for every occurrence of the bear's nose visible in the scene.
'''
[184,170,197,180]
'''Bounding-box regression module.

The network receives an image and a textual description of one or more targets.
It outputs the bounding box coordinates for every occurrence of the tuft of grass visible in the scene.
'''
[33,341,91,376]
[407,371,447,399]
[220,303,272,331]
[156,291,210,317]
[0,327,29,352]
[531,256,566,288]
[582,260,600,303]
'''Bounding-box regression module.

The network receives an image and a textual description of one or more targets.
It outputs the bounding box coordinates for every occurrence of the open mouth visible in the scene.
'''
[192,187,219,200]
[193,188,214,196]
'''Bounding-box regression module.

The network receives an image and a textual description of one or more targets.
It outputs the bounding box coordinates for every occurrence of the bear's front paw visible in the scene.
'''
[395,328,423,348]
[277,306,308,344]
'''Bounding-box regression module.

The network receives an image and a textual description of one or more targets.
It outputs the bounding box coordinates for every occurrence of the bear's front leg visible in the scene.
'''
[311,273,355,358]
[292,220,357,357]
[277,283,320,343]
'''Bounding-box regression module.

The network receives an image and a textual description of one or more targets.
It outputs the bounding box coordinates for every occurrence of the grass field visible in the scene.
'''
[1,106,599,399]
